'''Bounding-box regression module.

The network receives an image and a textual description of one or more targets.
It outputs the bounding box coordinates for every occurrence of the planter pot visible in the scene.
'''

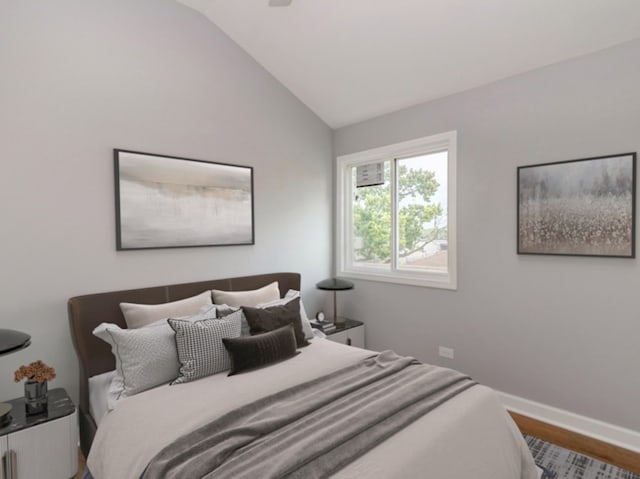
[24,379,48,415]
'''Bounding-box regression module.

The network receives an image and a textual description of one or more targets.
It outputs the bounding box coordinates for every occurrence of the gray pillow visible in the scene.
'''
[243,297,309,348]
[256,290,314,340]
[223,325,299,376]
[216,304,251,336]
[92,321,178,409]
[92,305,219,409]
[169,310,243,384]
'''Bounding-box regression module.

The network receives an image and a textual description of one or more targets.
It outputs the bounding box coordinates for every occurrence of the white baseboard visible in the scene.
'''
[498,391,640,453]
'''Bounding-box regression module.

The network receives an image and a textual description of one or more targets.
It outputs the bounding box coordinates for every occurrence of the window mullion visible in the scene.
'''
[344,165,354,271]
[390,157,398,272]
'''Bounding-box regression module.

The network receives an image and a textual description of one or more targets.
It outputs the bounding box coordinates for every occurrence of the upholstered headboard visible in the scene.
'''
[67,272,301,455]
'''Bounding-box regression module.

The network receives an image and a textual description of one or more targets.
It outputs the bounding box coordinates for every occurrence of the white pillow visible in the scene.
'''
[257,290,314,340]
[92,307,217,409]
[212,281,280,308]
[120,291,212,329]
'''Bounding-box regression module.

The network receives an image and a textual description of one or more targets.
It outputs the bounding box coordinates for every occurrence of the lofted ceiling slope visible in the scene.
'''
[178,0,640,128]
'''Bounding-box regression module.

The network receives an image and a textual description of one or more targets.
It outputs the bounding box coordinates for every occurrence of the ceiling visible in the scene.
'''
[178,0,640,129]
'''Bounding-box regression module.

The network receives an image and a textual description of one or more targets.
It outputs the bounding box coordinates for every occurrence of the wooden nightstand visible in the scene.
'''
[0,388,78,479]
[324,318,365,348]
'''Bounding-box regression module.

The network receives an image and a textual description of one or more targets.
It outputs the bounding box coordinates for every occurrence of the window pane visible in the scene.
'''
[351,161,391,270]
[396,151,448,272]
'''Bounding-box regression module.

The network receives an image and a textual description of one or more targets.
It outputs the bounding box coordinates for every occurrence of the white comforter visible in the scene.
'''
[88,339,540,479]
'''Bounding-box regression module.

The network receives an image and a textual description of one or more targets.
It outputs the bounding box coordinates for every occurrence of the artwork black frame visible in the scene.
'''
[114,149,254,250]
[517,152,636,258]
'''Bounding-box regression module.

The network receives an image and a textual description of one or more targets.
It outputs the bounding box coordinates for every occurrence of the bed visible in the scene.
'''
[68,272,543,479]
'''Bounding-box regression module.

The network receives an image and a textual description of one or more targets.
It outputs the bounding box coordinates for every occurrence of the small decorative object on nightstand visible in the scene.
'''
[0,388,78,479]
[315,277,354,327]
[14,360,56,416]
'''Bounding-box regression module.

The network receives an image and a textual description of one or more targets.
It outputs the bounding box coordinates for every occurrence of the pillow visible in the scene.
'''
[168,310,243,384]
[242,297,309,348]
[216,304,250,336]
[93,307,217,409]
[120,291,212,329]
[257,290,314,340]
[212,281,280,308]
[93,320,179,409]
[222,325,299,376]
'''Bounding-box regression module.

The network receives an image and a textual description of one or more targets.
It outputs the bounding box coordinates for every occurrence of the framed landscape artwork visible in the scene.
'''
[518,153,636,258]
[115,149,254,250]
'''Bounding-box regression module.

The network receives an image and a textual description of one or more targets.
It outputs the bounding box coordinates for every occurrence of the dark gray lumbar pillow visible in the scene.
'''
[222,324,299,376]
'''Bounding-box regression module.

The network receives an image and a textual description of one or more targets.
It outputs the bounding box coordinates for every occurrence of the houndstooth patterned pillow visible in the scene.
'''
[168,310,242,384]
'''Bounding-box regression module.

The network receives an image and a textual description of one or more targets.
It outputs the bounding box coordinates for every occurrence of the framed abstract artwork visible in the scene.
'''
[114,149,254,250]
[518,153,636,258]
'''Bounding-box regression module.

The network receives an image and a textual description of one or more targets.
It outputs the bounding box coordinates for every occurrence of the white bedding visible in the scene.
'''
[89,370,115,426]
[88,339,541,479]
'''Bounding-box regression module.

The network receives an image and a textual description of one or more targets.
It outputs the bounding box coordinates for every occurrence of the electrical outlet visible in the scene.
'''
[438,346,454,359]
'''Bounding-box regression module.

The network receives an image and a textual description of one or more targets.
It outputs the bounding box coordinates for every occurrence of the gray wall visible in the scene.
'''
[0,0,332,403]
[334,39,640,432]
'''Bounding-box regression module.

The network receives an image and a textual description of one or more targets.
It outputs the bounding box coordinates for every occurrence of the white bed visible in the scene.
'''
[87,338,541,479]
[68,273,543,479]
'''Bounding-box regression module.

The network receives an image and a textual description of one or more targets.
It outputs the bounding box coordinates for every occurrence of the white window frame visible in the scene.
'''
[336,131,457,290]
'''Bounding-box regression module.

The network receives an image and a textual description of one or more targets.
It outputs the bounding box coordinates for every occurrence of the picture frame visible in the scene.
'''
[517,152,636,258]
[114,149,254,250]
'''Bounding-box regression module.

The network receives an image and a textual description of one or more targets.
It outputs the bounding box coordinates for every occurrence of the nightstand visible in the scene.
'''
[0,388,78,479]
[324,318,365,348]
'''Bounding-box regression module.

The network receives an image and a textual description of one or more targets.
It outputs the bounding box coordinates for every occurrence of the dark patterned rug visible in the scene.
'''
[526,435,640,479]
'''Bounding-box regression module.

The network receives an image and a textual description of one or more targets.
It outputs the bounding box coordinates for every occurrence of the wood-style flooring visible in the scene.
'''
[509,411,640,475]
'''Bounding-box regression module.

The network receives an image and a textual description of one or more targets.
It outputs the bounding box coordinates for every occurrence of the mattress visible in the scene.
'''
[87,338,541,479]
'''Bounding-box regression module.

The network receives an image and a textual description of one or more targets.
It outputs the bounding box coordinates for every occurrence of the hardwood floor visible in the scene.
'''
[509,411,640,475]
[75,447,85,479]
[75,412,640,477]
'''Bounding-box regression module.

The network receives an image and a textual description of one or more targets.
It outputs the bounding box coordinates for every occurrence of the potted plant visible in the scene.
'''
[14,360,56,415]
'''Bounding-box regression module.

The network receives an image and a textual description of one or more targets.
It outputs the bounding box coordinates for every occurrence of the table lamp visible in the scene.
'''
[315,277,354,327]
[0,329,31,427]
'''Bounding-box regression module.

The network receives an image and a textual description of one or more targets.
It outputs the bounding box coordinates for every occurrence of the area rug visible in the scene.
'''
[526,435,640,479]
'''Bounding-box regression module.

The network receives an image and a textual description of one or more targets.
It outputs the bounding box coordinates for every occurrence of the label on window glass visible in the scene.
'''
[356,162,384,188]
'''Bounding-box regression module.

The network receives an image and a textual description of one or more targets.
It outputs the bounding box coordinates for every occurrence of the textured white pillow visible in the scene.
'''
[120,290,212,329]
[257,290,314,340]
[93,306,217,409]
[212,281,280,308]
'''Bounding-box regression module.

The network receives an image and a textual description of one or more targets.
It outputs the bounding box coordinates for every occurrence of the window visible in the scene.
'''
[336,131,457,289]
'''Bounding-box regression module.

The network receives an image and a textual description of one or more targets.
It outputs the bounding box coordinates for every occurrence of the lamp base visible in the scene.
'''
[0,402,12,428]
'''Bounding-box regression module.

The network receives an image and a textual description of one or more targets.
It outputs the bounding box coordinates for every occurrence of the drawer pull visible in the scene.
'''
[2,450,17,479]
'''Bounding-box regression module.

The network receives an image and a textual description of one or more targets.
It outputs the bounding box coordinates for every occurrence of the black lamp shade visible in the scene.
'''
[0,329,31,356]
[316,278,354,291]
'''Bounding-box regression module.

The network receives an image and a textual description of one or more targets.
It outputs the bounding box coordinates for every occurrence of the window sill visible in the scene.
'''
[338,268,457,290]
